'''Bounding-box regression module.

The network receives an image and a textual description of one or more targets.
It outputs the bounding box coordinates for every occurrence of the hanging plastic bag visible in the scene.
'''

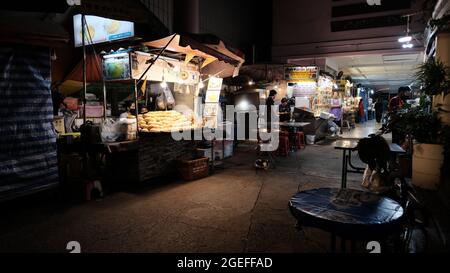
[100,118,122,143]
[155,93,166,110]
[163,86,175,106]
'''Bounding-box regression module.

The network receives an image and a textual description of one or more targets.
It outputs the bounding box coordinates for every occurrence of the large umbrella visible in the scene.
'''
[59,54,103,96]
[143,34,245,78]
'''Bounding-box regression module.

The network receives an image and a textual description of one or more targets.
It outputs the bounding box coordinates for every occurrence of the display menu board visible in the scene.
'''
[287,82,317,97]
[285,66,319,81]
[203,77,223,129]
[73,14,134,47]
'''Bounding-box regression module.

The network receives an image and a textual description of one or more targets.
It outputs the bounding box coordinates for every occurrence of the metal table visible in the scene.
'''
[334,139,365,188]
[277,121,311,128]
[289,188,404,252]
[278,122,311,151]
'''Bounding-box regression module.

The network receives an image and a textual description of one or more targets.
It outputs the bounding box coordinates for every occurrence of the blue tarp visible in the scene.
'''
[0,46,59,201]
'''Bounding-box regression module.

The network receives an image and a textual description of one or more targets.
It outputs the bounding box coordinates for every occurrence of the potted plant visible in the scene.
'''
[385,58,450,190]
[414,58,450,125]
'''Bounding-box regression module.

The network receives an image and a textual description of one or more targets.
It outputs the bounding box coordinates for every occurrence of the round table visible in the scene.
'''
[289,188,404,252]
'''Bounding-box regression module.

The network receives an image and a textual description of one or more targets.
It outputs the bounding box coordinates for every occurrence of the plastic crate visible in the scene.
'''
[178,157,209,181]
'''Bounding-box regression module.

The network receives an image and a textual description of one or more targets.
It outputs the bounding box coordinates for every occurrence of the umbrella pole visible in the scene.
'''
[102,76,107,119]
[134,79,139,139]
[82,13,87,124]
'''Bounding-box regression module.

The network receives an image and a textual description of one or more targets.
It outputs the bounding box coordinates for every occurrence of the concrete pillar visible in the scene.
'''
[174,0,200,34]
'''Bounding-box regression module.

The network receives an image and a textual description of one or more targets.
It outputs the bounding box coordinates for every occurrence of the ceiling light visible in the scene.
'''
[398,36,412,43]
[248,81,254,86]
[402,43,413,49]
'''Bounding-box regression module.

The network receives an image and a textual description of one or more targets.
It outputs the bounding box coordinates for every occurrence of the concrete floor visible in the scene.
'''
[0,120,396,253]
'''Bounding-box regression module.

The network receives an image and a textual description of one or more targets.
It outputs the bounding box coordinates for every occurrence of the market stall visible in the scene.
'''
[101,34,244,182]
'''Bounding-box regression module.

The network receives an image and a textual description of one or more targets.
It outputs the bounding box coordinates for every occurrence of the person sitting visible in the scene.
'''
[279,97,291,122]
[357,135,391,193]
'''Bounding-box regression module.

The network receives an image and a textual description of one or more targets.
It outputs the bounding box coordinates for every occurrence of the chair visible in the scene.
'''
[294,132,305,150]
[277,135,290,156]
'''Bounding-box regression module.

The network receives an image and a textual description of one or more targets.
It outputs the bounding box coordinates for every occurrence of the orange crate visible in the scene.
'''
[178,157,209,181]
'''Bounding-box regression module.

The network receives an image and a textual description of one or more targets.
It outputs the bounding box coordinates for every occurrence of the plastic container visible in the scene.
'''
[85,105,104,118]
[306,135,315,144]
[178,157,209,181]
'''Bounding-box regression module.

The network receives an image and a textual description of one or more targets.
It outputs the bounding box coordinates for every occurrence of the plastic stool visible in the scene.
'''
[280,130,290,137]
[295,132,306,149]
[277,135,290,156]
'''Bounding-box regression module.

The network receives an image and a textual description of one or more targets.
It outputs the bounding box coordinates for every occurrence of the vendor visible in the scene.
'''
[266,89,277,121]
[279,97,291,122]
[329,92,342,124]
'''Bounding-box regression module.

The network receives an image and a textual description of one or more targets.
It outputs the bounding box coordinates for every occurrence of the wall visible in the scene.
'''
[140,0,174,33]
[198,0,272,63]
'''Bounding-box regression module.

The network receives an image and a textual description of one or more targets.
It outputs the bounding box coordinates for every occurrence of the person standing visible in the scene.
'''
[329,92,342,124]
[358,98,365,123]
[266,90,277,121]
[389,87,408,112]
[374,98,383,123]
[389,86,409,144]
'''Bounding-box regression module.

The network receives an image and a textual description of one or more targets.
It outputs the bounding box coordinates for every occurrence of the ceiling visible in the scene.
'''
[328,52,424,93]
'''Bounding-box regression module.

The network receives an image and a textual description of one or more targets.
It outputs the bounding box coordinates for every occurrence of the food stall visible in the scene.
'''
[58,21,244,184]
[104,34,245,181]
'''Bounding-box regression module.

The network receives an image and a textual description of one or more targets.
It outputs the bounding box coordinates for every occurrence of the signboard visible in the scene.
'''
[335,80,348,92]
[73,14,134,47]
[131,52,200,84]
[285,66,319,81]
[287,82,317,97]
[207,77,223,91]
[103,53,131,81]
[203,77,223,128]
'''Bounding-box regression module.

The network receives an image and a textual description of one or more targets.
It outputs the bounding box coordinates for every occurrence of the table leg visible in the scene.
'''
[341,150,347,189]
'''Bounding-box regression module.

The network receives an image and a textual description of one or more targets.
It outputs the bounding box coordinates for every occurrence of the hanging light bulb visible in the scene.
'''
[398,36,412,43]
[399,15,412,44]
[402,43,413,49]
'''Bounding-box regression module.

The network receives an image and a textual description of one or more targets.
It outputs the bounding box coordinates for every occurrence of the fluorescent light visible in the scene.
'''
[398,36,412,43]
[402,43,413,49]
[103,53,128,59]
